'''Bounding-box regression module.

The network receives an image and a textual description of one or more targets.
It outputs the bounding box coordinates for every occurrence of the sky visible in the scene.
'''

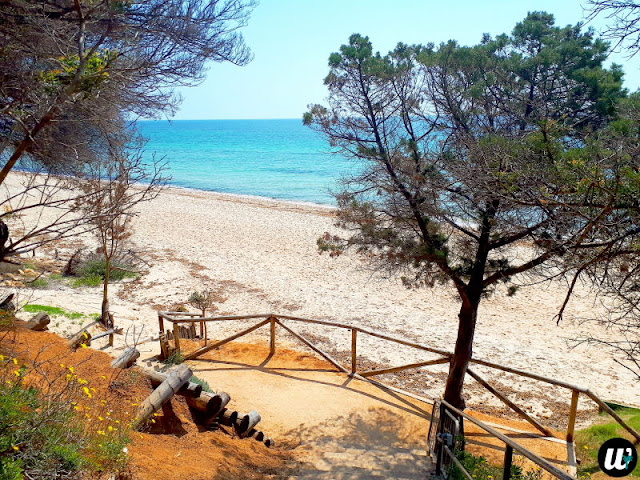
[172,0,640,120]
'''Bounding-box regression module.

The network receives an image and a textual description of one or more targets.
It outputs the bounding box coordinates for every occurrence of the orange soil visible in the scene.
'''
[175,337,572,479]
[1,327,573,480]
[0,328,294,480]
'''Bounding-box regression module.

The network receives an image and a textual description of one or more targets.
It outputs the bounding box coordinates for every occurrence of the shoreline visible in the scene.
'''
[158,182,337,215]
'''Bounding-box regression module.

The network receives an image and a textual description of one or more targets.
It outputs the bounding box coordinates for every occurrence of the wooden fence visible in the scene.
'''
[157,311,640,478]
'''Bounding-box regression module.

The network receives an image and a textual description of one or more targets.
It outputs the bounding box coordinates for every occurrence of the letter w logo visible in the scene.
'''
[604,448,633,471]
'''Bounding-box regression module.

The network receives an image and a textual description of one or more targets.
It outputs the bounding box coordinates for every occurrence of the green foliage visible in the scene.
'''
[73,273,104,288]
[190,375,212,393]
[22,304,84,320]
[0,457,23,480]
[449,451,541,480]
[575,407,640,478]
[0,355,131,479]
[27,277,48,289]
[79,259,136,282]
[163,351,184,367]
[0,379,83,476]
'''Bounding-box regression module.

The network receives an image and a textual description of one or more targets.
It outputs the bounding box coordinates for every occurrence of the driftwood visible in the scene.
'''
[133,364,192,430]
[148,370,203,398]
[111,347,140,369]
[13,312,51,331]
[0,294,15,312]
[67,330,92,350]
[66,320,100,349]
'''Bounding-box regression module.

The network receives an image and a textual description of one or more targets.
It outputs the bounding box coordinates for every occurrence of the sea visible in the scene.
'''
[136,119,352,206]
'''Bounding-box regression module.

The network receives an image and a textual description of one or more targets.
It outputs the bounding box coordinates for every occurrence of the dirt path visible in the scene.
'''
[155,340,575,480]
[168,341,435,480]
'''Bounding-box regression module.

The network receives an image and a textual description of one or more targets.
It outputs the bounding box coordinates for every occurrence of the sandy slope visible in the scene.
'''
[4,176,638,412]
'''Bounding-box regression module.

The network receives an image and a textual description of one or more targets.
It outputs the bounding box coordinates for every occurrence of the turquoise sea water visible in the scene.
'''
[137,119,351,205]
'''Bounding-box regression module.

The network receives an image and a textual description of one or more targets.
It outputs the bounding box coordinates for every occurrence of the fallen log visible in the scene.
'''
[238,410,261,437]
[25,312,50,331]
[133,364,192,430]
[186,390,230,416]
[66,320,99,349]
[111,347,140,369]
[148,371,203,398]
[67,330,92,350]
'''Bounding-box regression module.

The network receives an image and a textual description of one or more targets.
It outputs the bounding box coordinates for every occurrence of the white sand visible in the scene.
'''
[4,177,638,412]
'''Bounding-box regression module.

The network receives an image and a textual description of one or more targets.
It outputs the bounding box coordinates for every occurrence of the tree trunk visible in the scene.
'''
[101,255,111,328]
[443,299,479,410]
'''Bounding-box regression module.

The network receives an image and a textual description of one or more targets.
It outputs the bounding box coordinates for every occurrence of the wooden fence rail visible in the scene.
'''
[157,310,640,479]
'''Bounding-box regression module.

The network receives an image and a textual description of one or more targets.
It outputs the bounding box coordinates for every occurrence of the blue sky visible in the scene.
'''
[172,0,640,120]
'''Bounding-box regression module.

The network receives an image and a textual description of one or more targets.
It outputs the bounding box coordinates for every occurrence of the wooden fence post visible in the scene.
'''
[158,313,164,334]
[351,329,357,374]
[567,390,579,443]
[173,321,181,354]
[502,444,513,480]
[270,316,276,354]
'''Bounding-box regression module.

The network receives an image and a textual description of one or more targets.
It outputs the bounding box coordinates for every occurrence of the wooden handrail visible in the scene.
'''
[160,311,640,448]
[441,400,575,480]
[360,357,450,378]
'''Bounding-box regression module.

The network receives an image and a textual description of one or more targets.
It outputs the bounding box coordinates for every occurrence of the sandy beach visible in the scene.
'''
[6,177,639,415]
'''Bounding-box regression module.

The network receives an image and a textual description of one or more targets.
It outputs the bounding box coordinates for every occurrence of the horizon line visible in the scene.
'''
[140,117,302,122]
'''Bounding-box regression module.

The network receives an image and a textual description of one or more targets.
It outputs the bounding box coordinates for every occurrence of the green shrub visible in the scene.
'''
[28,277,48,289]
[449,450,540,480]
[79,259,136,282]
[163,351,184,367]
[0,355,130,478]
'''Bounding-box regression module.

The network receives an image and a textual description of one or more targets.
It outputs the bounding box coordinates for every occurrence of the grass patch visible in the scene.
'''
[22,304,85,320]
[72,273,103,288]
[190,375,212,393]
[449,451,541,480]
[575,406,640,478]
[27,277,48,289]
